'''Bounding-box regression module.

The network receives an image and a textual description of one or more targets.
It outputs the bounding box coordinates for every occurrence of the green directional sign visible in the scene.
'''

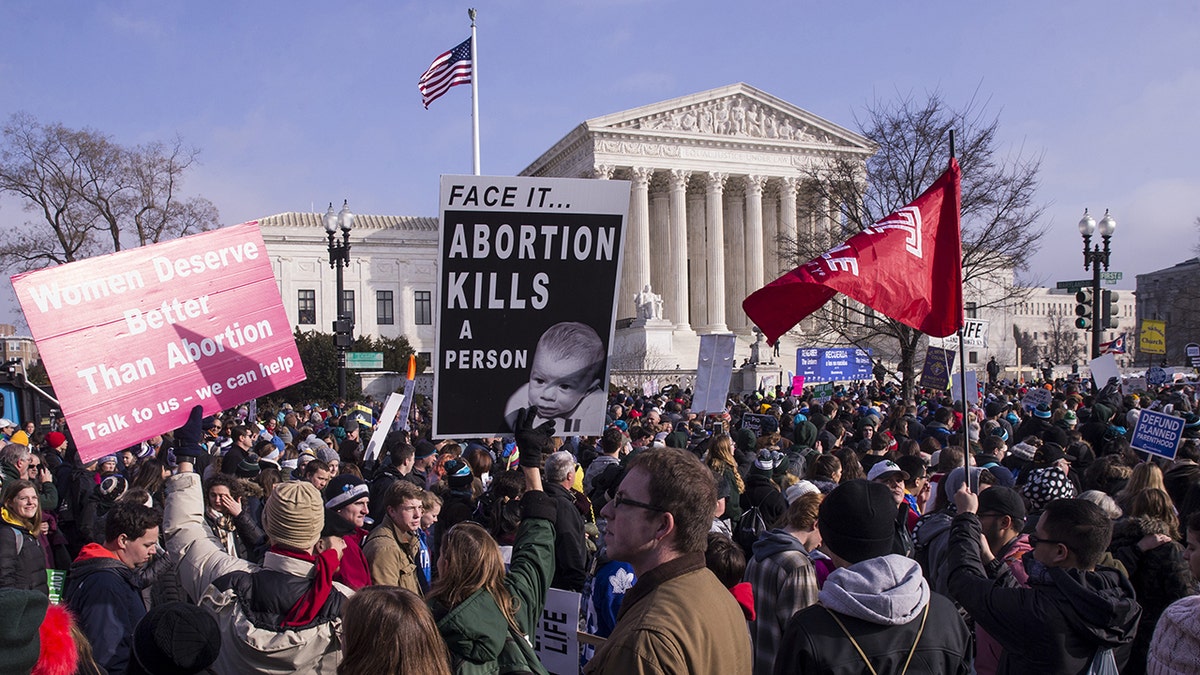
[346,351,384,369]
[1101,271,1123,285]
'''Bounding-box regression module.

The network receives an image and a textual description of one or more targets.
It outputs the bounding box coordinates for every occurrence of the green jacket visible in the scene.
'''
[0,461,58,512]
[433,490,557,675]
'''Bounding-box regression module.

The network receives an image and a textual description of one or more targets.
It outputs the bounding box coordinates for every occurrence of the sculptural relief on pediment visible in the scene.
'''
[611,95,838,145]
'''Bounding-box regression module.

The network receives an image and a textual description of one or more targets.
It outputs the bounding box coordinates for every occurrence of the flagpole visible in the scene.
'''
[949,130,974,485]
[469,8,480,175]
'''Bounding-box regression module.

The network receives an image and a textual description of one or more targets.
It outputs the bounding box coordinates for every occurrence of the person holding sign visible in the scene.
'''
[503,322,607,435]
[428,408,558,675]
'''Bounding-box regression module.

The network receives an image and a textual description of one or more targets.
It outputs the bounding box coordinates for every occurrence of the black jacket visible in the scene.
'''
[740,472,788,530]
[947,512,1141,674]
[0,519,49,594]
[545,482,588,592]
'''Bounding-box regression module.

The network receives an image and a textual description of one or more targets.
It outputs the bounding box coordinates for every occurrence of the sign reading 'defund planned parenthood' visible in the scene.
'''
[11,222,305,464]
[796,347,873,383]
[433,175,630,439]
[1131,409,1184,460]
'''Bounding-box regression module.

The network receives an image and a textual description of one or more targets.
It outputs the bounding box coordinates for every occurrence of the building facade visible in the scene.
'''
[1136,257,1200,366]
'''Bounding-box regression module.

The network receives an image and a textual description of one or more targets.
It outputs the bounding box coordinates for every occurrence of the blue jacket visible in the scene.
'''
[64,543,146,675]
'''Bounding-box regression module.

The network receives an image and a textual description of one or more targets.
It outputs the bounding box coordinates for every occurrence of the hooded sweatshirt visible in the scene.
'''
[773,554,971,674]
[947,512,1141,674]
[746,529,819,675]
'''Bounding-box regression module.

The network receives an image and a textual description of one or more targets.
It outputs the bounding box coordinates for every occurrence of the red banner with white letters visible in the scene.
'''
[744,159,963,344]
[12,222,304,463]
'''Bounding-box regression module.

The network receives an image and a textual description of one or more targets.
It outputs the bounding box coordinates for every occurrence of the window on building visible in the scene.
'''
[377,291,394,325]
[965,302,978,319]
[969,351,978,364]
[415,291,432,325]
[417,351,432,369]
[298,290,316,324]
[341,290,355,322]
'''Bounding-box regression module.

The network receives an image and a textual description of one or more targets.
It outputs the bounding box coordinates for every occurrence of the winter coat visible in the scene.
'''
[362,515,424,594]
[0,509,48,594]
[913,510,954,595]
[773,555,971,675]
[431,490,557,675]
[947,512,1141,674]
[163,472,350,674]
[64,543,146,675]
[322,509,371,590]
[1109,517,1196,675]
[584,552,752,674]
[740,472,787,530]
[747,529,819,675]
[545,482,588,592]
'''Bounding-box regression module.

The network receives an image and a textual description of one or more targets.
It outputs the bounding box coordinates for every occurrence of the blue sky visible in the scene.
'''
[2,1,1198,327]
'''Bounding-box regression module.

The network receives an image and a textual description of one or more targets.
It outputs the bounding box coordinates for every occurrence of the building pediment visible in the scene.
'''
[586,83,872,151]
[521,83,873,178]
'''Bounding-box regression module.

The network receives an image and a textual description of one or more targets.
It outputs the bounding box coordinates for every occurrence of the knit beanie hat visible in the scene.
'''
[128,602,221,675]
[414,439,437,460]
[1033,404,1052,419]
[1033,442,1066,467]
[97,454,119,467]
[818,480,896,564]
[0,588,49,675]
[44,432,67,451]
[752,449,779,475]
[443,458,474,489]
[97,474,129,503]
[324,475,369,511]
[313,441,338,465]
[262,481,325,551]
[235,454,261,478]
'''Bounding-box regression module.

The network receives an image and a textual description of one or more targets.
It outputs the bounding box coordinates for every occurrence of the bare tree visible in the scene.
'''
[1014,328,1040,367]
[0,112,219,271]
[1043,307,1083,365]
[777,91,1046,400]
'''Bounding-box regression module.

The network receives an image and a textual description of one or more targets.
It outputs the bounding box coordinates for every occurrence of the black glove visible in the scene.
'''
[513,407,555,469]
[174,405,206,463]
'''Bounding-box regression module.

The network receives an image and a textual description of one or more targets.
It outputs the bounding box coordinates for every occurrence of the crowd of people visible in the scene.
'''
[0,370,1199,674]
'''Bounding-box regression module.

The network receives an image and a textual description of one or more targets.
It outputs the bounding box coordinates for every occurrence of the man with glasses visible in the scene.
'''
[947,486,1140,673]
[868,460,915,558]
[584,447,751,673]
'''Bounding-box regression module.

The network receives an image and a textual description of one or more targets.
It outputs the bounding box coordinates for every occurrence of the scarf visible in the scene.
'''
[270,545,341,628]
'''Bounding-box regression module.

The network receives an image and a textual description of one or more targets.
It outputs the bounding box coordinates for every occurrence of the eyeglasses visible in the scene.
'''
[1028,533,1066,548]
[612,493,668,513]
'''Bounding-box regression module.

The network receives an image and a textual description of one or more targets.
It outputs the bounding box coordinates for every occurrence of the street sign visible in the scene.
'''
[346,352,384,369]
[1187,343,1200,369]
[1100,271,1123,284]
[1056,279,1091,291]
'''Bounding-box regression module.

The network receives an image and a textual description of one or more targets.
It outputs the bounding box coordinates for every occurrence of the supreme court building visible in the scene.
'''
[260,83,875,371]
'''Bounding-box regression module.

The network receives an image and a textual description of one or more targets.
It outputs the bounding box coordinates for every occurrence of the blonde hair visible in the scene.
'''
[427,522,522,634]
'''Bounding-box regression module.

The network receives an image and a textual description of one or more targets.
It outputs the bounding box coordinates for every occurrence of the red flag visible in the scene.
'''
[744,158,962,344]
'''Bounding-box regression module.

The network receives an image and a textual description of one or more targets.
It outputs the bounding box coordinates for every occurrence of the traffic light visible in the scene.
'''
[1102,290,1119,329]
[1074,289,1093,329]
[333,318,354,347]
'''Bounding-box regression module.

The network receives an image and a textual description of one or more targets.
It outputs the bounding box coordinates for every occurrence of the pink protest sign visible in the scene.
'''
[11,222,305,463]
[791,375,805,396]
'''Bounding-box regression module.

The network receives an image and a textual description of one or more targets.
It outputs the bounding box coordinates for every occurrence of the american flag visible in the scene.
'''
[418,37,472,108]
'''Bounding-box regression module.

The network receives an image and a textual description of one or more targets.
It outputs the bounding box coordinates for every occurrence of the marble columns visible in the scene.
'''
[667,170,690,329]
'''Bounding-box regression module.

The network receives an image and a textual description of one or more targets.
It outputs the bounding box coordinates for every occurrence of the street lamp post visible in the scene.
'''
[325,200,355,400]
[1077,208,1116,360]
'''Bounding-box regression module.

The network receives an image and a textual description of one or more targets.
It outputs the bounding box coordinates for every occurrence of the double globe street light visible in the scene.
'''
[325,200,355,399]
[1075,208,1117,360]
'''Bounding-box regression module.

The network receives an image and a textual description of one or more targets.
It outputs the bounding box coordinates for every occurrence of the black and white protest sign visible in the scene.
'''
[433,175,629,438]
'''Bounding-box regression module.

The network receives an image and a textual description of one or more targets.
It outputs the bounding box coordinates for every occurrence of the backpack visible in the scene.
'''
[733,505,767,556]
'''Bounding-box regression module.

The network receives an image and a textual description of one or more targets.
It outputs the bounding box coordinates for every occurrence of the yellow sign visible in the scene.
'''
[1140,320,1167,355]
